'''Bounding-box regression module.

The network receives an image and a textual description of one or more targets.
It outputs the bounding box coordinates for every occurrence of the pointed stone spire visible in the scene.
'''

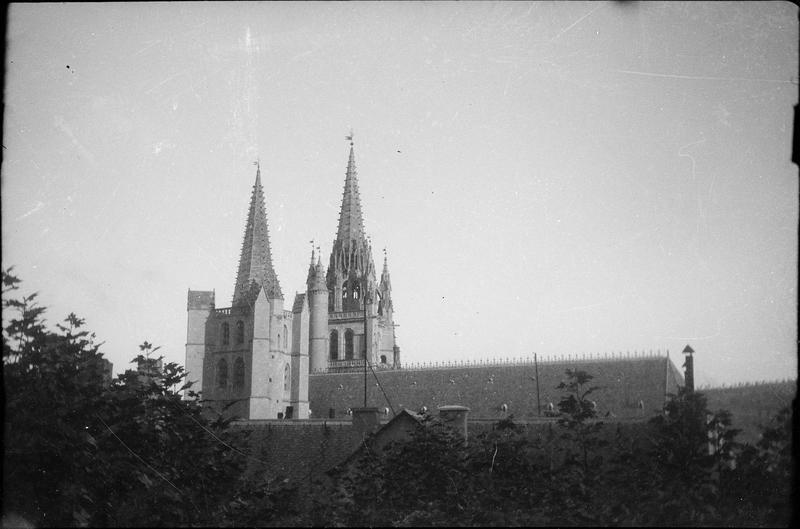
[335,144,367,245]
[327,137,376,313]
[233,163,282,304]
[307,241,316,275]
[380,248,392,290]
[307,244,326,291]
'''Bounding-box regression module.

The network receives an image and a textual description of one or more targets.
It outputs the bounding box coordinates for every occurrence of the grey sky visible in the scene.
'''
[2,1,797,386]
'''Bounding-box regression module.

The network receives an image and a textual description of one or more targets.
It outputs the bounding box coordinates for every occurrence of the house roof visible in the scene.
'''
[326,409,425,475]
[234,420,364,484]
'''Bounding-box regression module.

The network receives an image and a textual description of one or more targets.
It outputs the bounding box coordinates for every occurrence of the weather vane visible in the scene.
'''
[345,128,354,146]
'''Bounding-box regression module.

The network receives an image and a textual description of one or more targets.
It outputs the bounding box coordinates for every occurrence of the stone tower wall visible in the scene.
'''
[185,290,214,398]
[291,295,310,418]
[308,285,329,372]
[248,289,291,419]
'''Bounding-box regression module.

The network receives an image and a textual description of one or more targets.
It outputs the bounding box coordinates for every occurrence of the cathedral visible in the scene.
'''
[187,138,685,424]
[185,140,399,420]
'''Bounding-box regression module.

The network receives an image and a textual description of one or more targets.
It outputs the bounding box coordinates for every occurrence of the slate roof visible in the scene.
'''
[187,290,214,309]
[231,355,684,493]
[238,414,656,491]
[233,420,364,485]
[702,380,795,443]
[309,355,683,420]
[292,293,306,313]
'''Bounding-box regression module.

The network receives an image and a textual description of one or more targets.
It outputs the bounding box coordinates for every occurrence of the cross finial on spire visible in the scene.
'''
[345,128,354,146]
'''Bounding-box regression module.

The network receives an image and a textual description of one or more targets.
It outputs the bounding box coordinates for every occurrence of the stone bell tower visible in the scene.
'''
[324,138,399,370]
[186,163,306,419]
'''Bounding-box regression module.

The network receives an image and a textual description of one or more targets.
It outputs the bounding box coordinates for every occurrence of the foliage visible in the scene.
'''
[317,413,470,526]
[555,369,607,471]
[718,404,794,526]
[2,268,296,527]
[3,268,794,526]
[320,370,794,527]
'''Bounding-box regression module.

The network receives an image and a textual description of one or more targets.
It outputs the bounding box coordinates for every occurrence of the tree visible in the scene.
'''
[320,413,470,527]
[555,369,607,472]
[719,404,794,526]
[2,268,297,527]
[3,268,110,526]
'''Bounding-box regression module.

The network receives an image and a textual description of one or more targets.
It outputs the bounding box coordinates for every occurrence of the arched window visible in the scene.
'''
[380,355,387,364]
[345,329,354,360]
[235,320,244,344]
[341,282,348,304]
[330,330,339,360]
[283,363,291,399]
[221,323,230,345]
[353,282,360,300]
[233,357,245,389]
[217,359,228,389]
[283,325,288,349]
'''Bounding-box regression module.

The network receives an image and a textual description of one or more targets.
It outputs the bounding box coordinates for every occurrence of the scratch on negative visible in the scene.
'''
[610,69,794,84]
[16,201,45,221]
[145,68,191,95]
[549,4,603,43]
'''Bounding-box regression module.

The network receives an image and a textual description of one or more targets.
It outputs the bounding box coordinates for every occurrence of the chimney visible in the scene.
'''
[682,344,695,393]
[351,407,381,438]
[438,405,470,443]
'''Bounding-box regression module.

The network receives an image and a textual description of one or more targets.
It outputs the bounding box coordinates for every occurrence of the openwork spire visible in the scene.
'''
[327,138,377,312]
[233,163,282,304]
[335,144,367,245]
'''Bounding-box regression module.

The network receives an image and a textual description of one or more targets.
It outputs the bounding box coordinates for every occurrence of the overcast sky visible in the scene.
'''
[3,2,797,387]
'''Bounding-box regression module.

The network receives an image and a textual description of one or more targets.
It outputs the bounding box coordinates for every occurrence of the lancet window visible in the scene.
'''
[221,323,230,346]
[217,358,228,389]
[233,357,245,389]
[235,320,244,344]
[330,330,339,360]
[345,329,354,360]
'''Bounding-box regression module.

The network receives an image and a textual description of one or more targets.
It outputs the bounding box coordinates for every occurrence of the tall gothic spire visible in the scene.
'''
[335,144,367,244]
[327,139,377,312]
[233,163,282,304]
